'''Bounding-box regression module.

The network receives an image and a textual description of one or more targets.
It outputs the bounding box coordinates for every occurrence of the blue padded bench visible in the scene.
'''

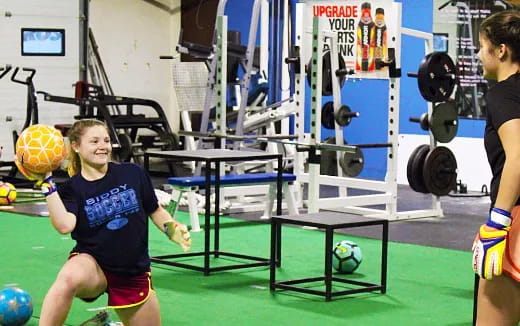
[167,172,298,232]
[168,172,296,187]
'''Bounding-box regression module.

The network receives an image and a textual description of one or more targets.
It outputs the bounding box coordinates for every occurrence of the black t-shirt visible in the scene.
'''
[58,162,159,276]
[484,73,520,207]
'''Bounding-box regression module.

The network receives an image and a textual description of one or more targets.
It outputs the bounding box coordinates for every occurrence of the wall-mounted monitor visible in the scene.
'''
[433,33,449,53]
[21,28,65,56]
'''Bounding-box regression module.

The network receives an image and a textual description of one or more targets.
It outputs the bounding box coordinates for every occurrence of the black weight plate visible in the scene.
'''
[430,102,458,143]
[158,131,181,151]
[419,112,429,130]
[334,105,354,127]
[321,102,335,129]
[306,50,347,96]
[406,144,430,193]
[409,112,429,130]
[417,52,457,102]
[113,133,133,162]
[423,146,458,196]
[340,147,364,177]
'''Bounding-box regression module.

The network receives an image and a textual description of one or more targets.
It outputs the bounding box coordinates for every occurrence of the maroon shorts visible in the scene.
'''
[104,270,154,308]
[69,253,154,308]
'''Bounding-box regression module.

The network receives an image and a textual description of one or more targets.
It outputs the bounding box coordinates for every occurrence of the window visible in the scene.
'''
[433,33,449,52]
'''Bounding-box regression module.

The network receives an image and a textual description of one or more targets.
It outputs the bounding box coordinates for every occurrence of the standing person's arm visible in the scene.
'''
[494,119,520,211]
[150,206,191,251]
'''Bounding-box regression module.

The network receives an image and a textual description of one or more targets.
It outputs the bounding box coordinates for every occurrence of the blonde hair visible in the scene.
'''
[66,119,109,176]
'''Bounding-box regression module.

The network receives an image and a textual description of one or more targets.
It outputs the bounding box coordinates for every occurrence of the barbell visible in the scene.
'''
[179,131,391,179]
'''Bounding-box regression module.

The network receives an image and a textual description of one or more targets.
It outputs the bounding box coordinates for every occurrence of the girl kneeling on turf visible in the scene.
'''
[37,119,191,326]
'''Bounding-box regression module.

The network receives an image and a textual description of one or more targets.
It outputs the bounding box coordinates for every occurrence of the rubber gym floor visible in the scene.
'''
[0,184,485,325]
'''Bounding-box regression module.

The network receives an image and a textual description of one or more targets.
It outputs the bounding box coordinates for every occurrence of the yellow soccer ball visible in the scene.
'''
[0,182,17,205]
[15,124,67,174]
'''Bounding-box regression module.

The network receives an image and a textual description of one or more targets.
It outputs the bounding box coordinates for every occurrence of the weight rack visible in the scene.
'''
[291,2,444,221]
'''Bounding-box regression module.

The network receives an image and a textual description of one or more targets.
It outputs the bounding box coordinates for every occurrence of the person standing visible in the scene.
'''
[472,9,520,326]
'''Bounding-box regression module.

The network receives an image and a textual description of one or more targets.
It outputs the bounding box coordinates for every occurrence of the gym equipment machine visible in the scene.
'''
[38,82,180,168]
[289,2,455,220]
[0,65,45,187]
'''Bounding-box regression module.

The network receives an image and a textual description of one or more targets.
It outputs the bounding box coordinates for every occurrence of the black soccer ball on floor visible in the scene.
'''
[332,240,363,274]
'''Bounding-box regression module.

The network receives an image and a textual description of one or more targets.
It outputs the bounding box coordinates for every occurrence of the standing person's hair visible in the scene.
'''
[66,119,110,176]
[479,9,520,63]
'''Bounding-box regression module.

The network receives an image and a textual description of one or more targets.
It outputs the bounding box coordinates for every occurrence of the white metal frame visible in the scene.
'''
[293,2,443,220]
[174,1,300,216]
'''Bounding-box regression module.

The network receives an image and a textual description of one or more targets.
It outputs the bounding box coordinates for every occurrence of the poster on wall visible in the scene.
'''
[301,1,401,80]
[435,2,513,119]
